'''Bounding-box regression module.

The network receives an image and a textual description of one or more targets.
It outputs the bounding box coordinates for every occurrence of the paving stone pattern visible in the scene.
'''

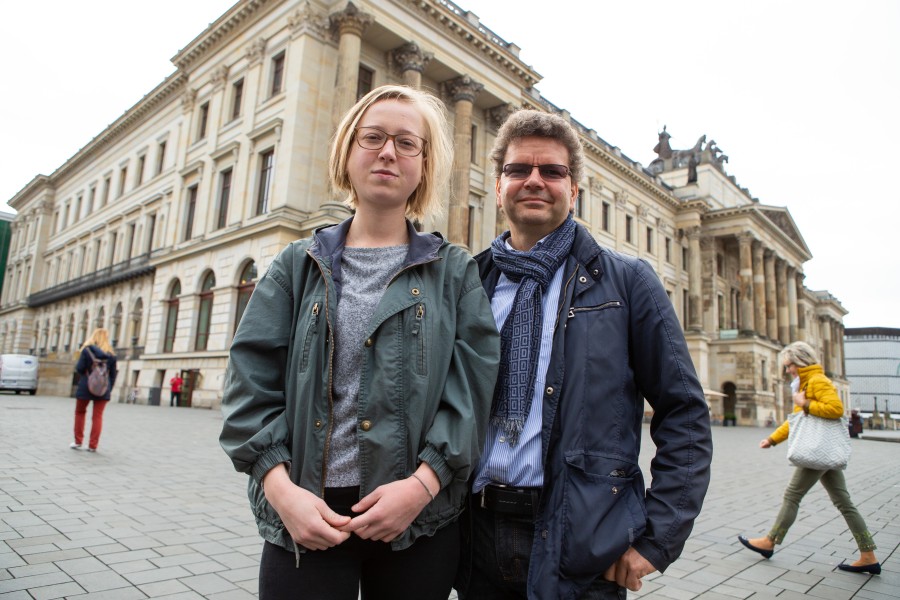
[1,395,897,599]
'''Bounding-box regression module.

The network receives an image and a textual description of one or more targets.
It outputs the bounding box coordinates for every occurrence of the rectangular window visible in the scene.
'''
[716,253,724,276]
[575,189,585,220]
[665,237,672,263]
[601,202,610,232]
[184,185,198,241]
[682,247,689,271]
[102,176,111,207]
[126,223,136,260]
[198,102,210,140]
[271,52,285,97]
[109,231,118,266]
[357,64,373,100]
[625,215,633,244]
[646,227,653,254]
[718,292,726,329]
[682,289,689,328]
[156,140,167,175]
[87,186,96,214]
[146,214,157,253]
[255,150,275,216]
[118,166,128,198]
[231,78,244,120]
[73,195,82,223]
[136,155,145,186]
[217,169,233,230]
[470,124,478,164]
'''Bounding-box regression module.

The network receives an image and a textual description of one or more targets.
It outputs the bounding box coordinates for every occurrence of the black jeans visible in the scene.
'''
[459,502,625,600]
[259,487,458,600]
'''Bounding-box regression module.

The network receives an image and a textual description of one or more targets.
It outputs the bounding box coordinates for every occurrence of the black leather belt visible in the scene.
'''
[478,484,540,515]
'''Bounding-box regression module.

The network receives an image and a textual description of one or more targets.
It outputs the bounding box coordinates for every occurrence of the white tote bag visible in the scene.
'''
[786,411,851,470]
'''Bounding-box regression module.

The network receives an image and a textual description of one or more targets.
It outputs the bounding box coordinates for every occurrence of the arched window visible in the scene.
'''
[64,314,75,352]
[95,306,106,330]
[195,272,216,351]
[234,261,258,333]
[111,303,123,347]
[164,280,181,353]
[78,310,89,348]
[130,298,144,346]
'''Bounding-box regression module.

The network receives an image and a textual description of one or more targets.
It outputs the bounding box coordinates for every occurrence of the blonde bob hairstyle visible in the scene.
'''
[80,327,114,354]
[780,341,819,368]
[328,85,453,221]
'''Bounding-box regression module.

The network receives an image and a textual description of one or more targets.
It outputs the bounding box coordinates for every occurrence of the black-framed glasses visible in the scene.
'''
[502,163,571,180]
[354,127,426,157]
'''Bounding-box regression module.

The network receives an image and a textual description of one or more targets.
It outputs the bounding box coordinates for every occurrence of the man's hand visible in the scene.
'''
[603,547,656,591]
[263,465,351,551]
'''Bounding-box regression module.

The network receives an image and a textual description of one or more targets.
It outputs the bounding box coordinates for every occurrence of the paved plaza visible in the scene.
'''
[1,394,897,599]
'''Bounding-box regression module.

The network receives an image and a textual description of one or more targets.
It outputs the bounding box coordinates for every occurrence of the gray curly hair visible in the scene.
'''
[489,109,585,182]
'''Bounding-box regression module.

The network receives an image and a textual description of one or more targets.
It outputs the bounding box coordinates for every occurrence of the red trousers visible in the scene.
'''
[74,399,108,450]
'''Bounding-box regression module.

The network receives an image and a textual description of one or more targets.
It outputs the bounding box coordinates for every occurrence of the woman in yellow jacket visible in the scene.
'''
[738,341,881,574]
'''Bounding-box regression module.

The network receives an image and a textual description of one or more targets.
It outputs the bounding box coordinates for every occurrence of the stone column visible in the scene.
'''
[330,3,373,126]
[822,316,833,373]
[796,271,807,341]
[738,233,755,334]
[444,75,483,248]
[701,235,717,333]
[752,242,766,337]
[787,266,799,342]
[390,42,432,88]
[764,250,777,340]
[776,259,788,344]
[687,226,703,331]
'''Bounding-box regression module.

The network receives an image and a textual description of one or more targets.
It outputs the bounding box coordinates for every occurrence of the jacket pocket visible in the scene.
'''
[559,453,647,578]
[567,300,623,320]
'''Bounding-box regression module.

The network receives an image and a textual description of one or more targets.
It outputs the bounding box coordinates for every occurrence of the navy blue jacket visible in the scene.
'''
[472,224,712,599]
[75,345,118,401]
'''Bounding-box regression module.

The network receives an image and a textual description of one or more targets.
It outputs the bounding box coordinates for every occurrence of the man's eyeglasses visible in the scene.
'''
[501,163,571,181]
[354,127,426,157]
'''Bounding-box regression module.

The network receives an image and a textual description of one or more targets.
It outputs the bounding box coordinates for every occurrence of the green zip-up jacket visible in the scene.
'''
[220,218,500,552]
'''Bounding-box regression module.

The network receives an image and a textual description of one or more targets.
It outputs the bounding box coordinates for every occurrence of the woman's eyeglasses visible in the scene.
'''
[502,163,571,180]
[354,127,426,157]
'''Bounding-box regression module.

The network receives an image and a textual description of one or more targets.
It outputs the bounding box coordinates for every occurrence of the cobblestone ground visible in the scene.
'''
[1,394,897,599]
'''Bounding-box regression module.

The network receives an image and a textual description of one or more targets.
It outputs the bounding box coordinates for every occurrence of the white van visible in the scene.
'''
[0,354,39,395]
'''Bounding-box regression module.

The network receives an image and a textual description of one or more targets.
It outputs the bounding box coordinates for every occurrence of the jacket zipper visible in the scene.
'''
[556,266,580,330]
[413,303,426,374]
[308,250,336,498]
[567,300,622,319]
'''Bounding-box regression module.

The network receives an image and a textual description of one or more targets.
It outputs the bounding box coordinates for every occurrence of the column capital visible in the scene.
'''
[210,65,229,91]
[487,103,517,131]
[245,38,267,66]
[737,231,756,246]
[443,75,483,104]
[330,2,373,37]
[390,41,433,75]
[685,224,702,240]
[288,1,330,39]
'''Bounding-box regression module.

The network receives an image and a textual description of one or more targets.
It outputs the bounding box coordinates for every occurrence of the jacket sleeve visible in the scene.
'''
[769,417,791,445]
[418,255,500,488]
[108,355,118,389]
[806,374,844,419]
[628,259,713,572]
[219,248,296,484]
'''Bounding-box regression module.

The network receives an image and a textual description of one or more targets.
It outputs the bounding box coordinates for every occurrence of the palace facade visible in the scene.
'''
[1,0,847,423]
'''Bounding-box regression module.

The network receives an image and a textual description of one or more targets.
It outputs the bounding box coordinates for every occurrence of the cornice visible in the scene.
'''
[403,0,541,89]
[171,0,278,73]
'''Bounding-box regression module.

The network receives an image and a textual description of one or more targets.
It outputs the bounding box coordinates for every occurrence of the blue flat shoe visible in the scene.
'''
[837,561,881,575]
[737,535,774,559]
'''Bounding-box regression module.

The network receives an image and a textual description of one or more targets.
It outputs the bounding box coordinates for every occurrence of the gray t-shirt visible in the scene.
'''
[325,245,408,487]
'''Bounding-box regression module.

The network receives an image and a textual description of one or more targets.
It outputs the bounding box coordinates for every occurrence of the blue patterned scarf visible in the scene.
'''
[490,215,576,446]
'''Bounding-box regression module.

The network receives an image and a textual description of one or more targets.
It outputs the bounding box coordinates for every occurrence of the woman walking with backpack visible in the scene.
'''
[71,327,117,452]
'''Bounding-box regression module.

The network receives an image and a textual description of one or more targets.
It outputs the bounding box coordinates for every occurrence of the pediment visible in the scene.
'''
[757,206,808,252]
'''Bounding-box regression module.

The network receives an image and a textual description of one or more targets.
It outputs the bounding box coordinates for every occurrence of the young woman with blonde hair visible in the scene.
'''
[220,85,500,599]
[71,327,117,452]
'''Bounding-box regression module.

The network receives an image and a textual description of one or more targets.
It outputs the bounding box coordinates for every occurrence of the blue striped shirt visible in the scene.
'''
[473,258,564,492]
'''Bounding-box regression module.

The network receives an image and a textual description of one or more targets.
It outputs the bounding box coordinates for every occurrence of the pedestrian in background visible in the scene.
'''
[220,85,500,600]
[169,372,184,407]
[70,328,117,452]
[738,341,881,574]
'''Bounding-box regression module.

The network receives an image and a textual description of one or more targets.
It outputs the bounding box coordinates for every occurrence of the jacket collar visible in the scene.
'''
[310,216,444,267]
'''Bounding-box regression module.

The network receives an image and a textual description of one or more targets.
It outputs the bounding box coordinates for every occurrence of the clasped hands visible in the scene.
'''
[262,464,436,551]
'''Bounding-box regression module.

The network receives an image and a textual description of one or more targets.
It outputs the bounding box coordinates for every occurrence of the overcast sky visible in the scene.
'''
[2,1,898,327]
